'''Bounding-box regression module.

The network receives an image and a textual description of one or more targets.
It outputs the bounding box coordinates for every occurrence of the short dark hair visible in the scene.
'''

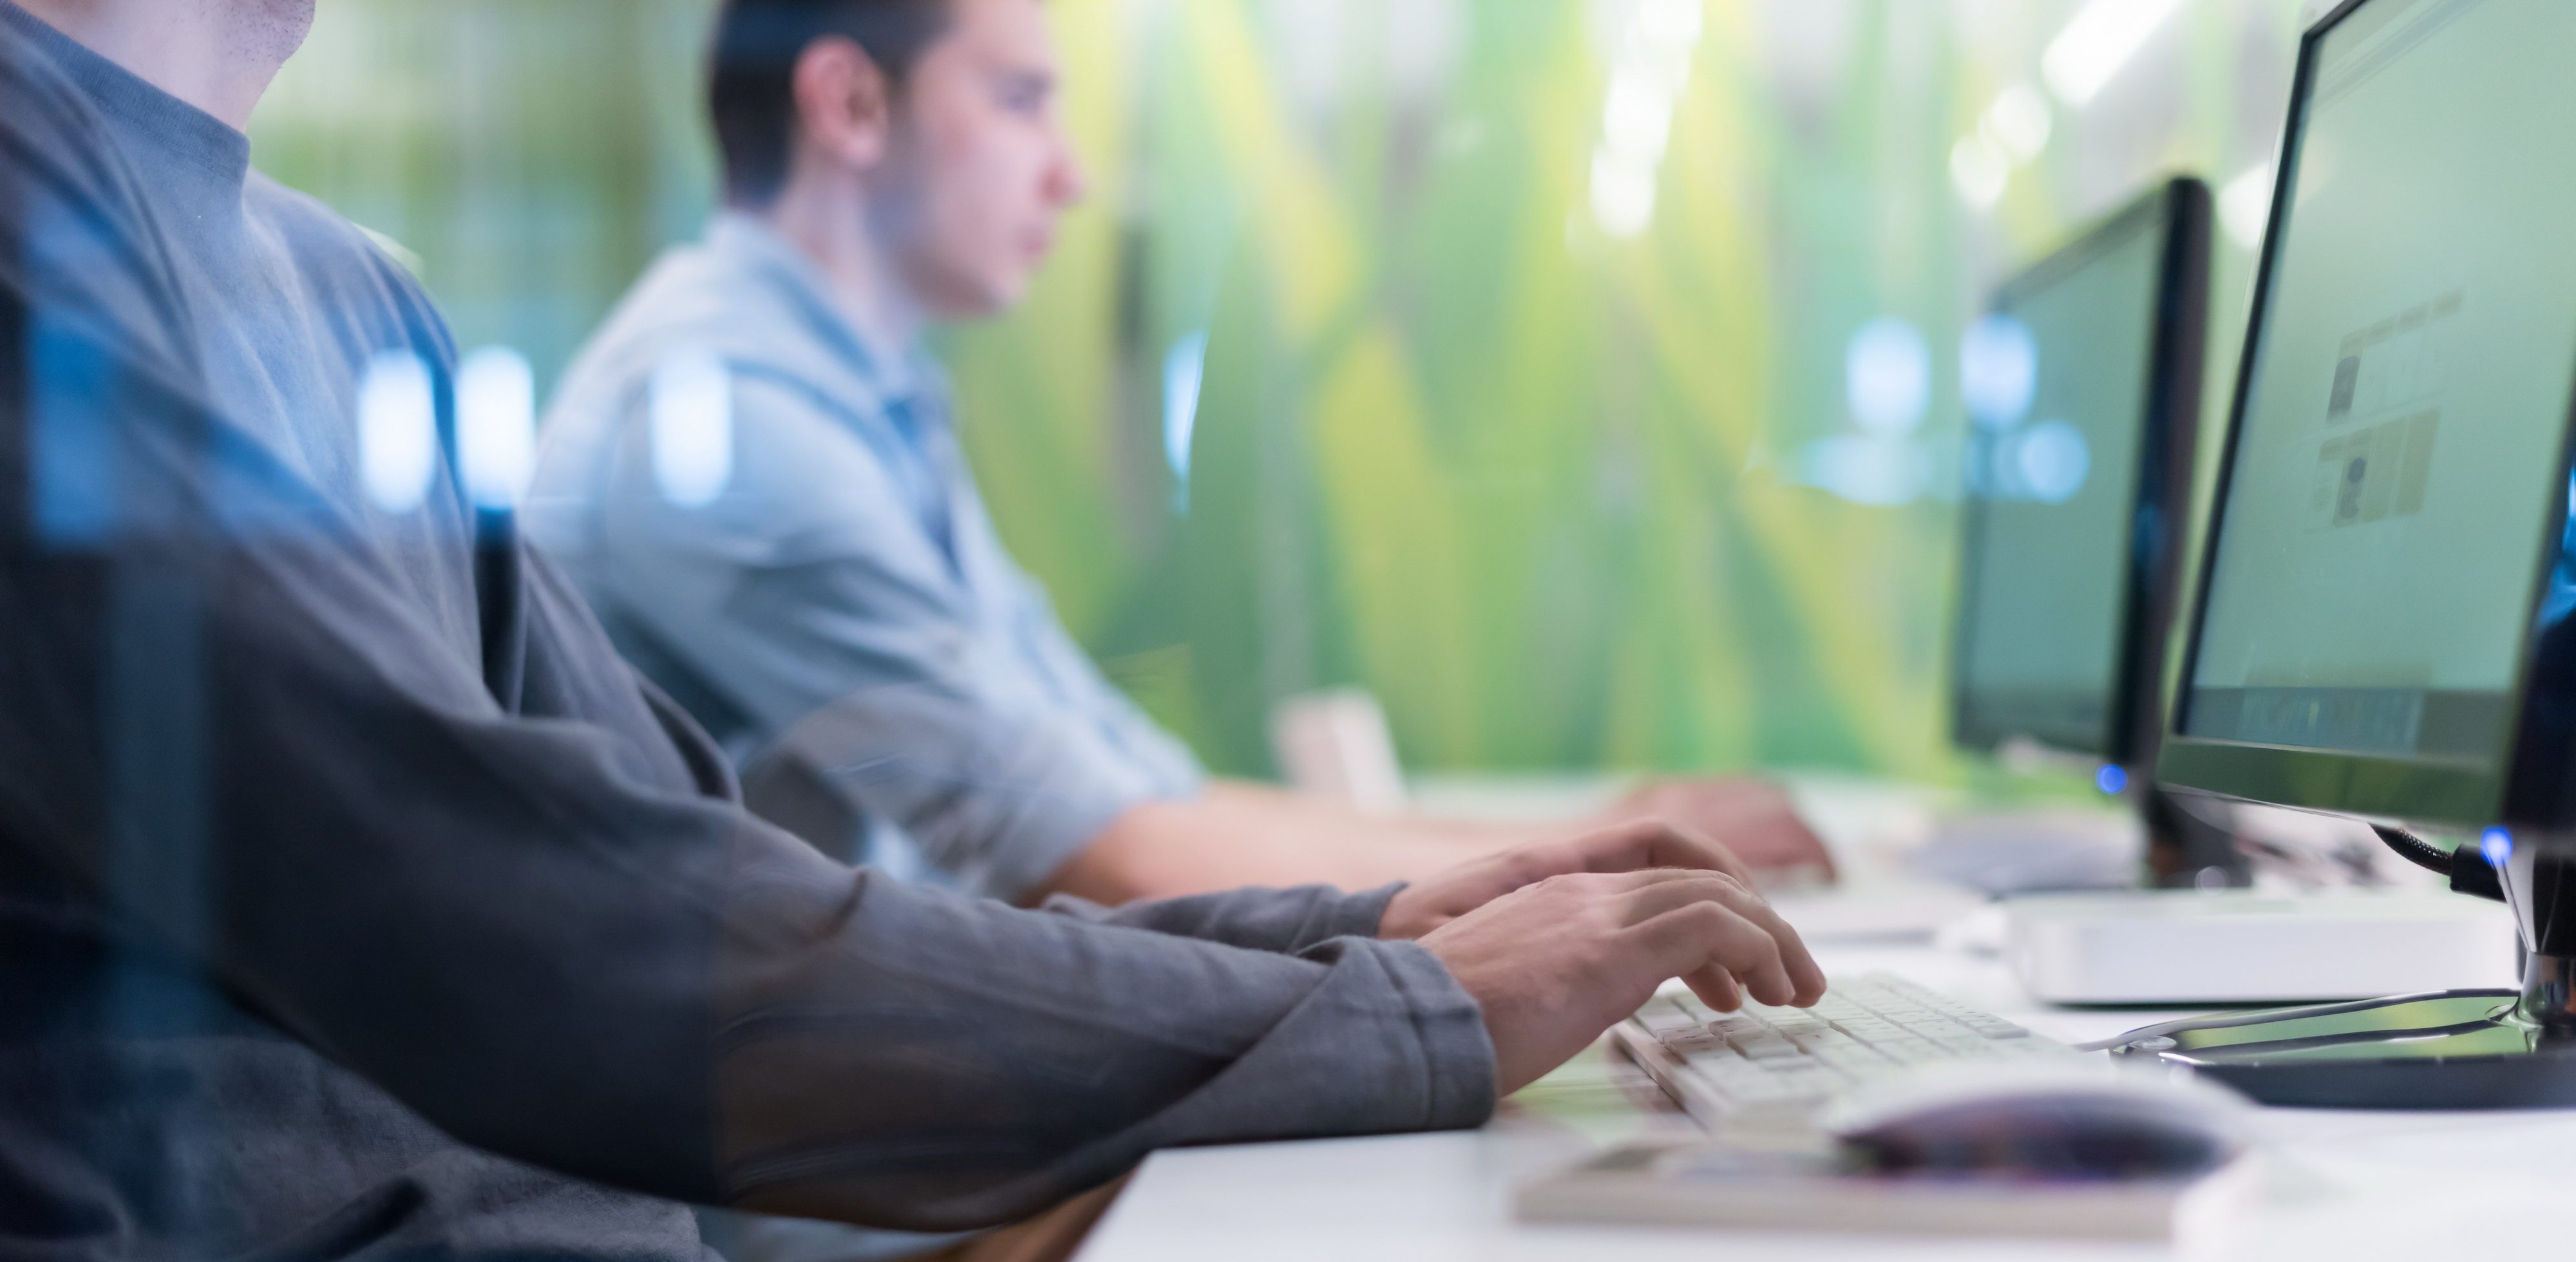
[707,0,954,209]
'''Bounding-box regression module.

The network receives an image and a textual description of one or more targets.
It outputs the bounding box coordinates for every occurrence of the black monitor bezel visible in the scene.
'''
[1950,176,2213,770]
[2157,0,2576,829]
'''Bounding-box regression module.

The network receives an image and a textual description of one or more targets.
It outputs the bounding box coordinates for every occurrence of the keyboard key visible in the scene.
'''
[1732,1037,1805,1062]
[1831,1017,1903,1039]
[1660,1028,1728,1055]
[1631,1000,1700,1031]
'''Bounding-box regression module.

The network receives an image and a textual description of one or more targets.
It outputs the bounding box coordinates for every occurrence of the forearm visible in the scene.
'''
[1034,782,1540,906]
[716,855,1494,1228]
[1041,881,1406,954]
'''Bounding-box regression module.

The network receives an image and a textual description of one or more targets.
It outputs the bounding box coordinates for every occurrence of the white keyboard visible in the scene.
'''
[1611,974,2077,1132]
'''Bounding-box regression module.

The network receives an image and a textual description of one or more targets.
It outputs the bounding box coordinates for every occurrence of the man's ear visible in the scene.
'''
[790,35,895,171]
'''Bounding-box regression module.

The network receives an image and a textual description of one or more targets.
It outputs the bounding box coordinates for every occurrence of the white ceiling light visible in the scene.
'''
[1601,67,1675,160]
[1983,83,2054,161]
[1950,133,2011,210]
[1585,0,1705,238]
[2042,0,2187,106]
[1591,149,1659,237]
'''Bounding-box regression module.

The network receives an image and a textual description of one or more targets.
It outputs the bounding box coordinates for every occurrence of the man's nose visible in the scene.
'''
[1048,134,1089,209]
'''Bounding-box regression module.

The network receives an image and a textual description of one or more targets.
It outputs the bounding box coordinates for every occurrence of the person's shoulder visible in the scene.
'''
[243,174,459,362]
[556,235,890,429]
[592,234,826,372]
[243,177,426,296]
[543,241,738,444]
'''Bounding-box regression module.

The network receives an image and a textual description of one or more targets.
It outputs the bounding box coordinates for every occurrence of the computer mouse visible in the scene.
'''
[1822,1062,2251,1182]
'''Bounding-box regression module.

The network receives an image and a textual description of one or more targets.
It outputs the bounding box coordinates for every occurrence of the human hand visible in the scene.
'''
[1417,867,1829,1095]
[1379,818,1760,941]
[1603,777,1837,883]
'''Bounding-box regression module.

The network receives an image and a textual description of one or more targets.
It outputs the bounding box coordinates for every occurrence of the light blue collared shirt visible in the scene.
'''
[529,213,1202,902]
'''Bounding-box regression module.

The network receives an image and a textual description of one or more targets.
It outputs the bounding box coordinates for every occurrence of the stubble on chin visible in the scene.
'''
[222,0,318,67]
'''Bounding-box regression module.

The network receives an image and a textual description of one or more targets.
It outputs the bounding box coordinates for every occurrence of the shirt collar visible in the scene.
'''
[1,1,252,211]
[704,210,943,409]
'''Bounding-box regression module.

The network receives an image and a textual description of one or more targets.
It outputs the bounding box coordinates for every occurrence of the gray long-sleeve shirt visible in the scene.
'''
[0,8,1494,1259]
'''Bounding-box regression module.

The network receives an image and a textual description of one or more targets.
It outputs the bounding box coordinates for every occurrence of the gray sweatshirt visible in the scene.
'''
[0,6,1494,1259]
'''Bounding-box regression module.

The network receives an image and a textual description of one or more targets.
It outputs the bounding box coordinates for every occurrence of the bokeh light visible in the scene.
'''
[1960,315,2038,429]
[357,350,437,514]
[649,349,734,509]
[457,346,535,512]
[2014,420,2092,505]
[1847,318,1931,436]
[1163,331,1209,510]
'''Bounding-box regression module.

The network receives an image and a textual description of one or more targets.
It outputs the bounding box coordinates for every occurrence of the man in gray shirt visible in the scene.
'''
[530,0,1839,913]
[0,3,1824,1260]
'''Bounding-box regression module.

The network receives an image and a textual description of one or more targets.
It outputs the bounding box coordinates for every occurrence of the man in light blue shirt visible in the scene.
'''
[534,208,1198,899]
[531,0,1835,914]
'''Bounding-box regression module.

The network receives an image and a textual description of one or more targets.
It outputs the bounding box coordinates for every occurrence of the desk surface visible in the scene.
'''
[1079,943,2576,1262]
[1084,776,2574,1259]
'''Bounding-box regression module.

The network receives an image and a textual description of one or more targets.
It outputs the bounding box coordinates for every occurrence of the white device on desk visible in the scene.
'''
[2003,889,2520,1005]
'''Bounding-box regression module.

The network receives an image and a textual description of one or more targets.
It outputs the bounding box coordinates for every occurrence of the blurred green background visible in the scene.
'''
[250,0,2318,783]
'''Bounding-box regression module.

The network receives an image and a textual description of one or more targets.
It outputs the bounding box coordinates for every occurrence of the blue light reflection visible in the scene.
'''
[1960,315,2037,428]
[1847,319,1930,436]
[1162,331,1209,512]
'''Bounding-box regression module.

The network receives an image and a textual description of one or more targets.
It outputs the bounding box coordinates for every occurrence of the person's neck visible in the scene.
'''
[12,0,294,130]
[751,178,924,367]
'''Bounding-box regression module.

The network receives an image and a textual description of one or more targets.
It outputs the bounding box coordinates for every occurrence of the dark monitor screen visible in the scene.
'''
[2168,0,2576,822]
[1953,184,2205,765]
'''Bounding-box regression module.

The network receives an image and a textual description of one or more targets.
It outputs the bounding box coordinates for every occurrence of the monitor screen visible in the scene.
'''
[1954,208,2170,759]
[2182,0,2576,769]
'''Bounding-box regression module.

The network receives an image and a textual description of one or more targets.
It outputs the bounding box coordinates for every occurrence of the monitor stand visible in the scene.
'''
[2099,838,2576,1109]
[2140,782,2253,889]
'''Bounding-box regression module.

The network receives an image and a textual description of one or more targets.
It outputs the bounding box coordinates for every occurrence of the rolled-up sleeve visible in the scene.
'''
[587,374,1177,899]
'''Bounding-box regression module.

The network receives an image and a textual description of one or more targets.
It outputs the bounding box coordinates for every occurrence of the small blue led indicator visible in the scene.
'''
[2096,765,2128,796]
[2481,827,2515,869]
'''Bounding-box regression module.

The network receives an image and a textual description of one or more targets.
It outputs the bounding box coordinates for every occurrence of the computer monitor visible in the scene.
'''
[1953,178,2210,771]
[2121,0,2576,1107]
[1950,178,2219,880]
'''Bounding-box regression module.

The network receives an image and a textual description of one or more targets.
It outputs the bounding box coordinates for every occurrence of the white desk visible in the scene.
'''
[1080,939,2576,1261]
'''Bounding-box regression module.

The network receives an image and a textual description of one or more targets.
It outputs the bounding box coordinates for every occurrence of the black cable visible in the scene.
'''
[2372,824,2507,903]
[2372,824,2452,876]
